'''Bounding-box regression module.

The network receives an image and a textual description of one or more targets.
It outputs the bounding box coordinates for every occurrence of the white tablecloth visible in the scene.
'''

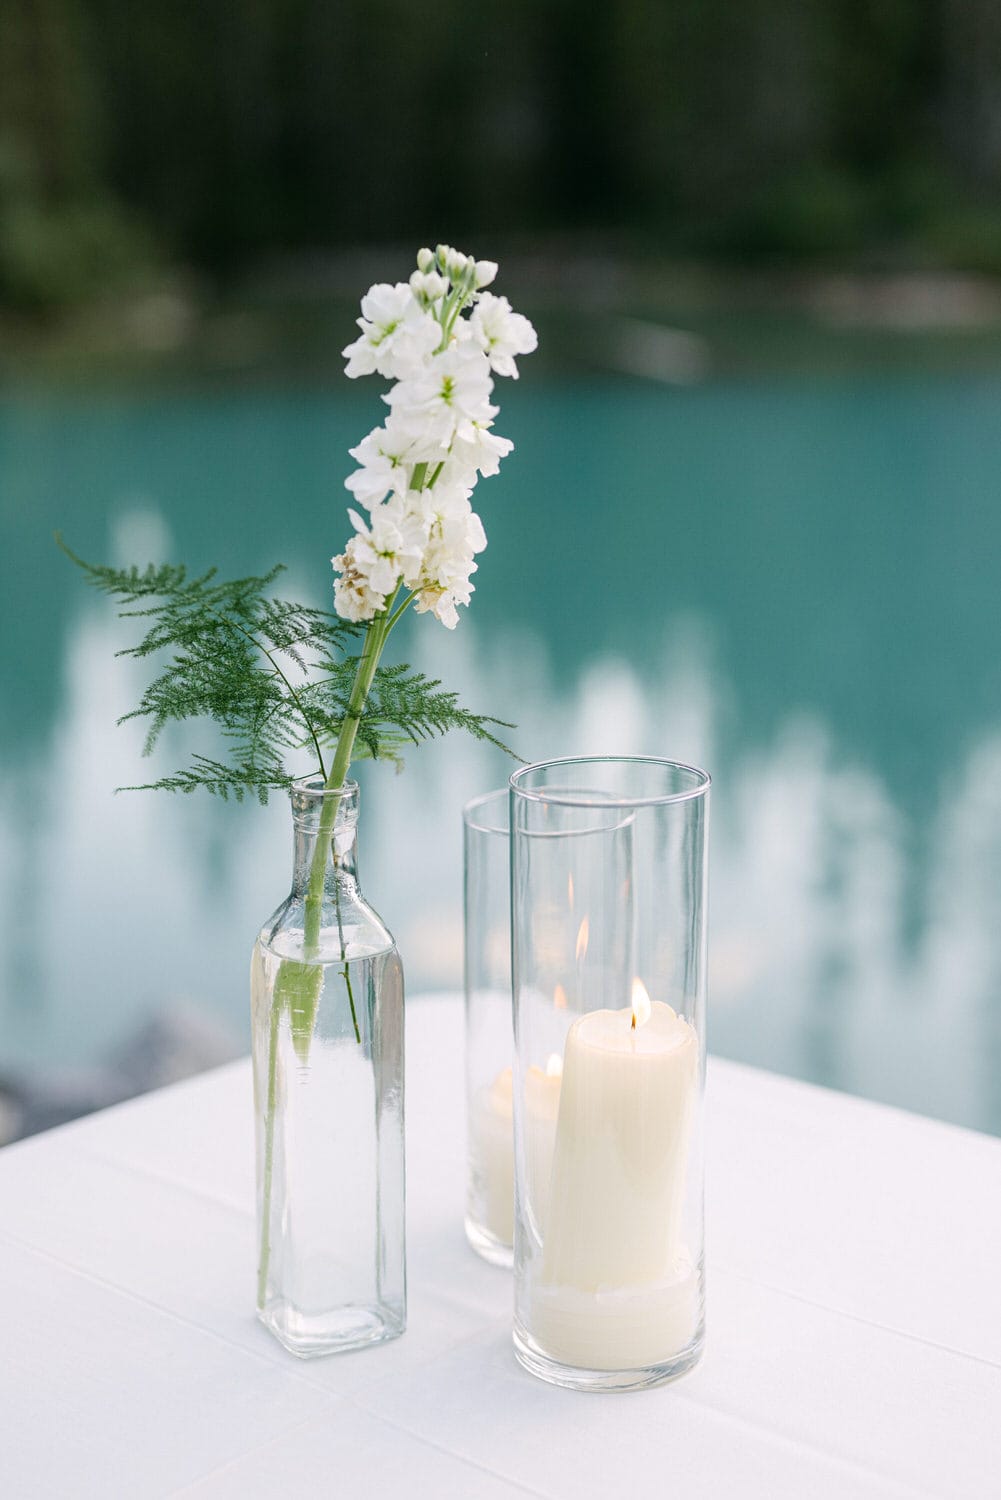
[2,995,999,1498]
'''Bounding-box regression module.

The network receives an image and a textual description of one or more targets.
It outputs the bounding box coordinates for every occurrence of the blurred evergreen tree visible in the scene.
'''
[3,0,1001,305]
[0,0,149,308]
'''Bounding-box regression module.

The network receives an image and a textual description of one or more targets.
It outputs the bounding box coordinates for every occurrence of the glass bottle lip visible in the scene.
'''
[290,775,359,802]
[509,755,711,809]
[289,777,360,825]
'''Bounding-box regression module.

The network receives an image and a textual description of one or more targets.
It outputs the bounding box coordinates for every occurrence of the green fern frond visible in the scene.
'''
[60,537,519,799]
[357,667,517,756]
[121,752,291,803]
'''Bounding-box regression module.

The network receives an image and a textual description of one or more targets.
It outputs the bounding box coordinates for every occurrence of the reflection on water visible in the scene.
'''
[4,574,1000,1135]
[2,379,1000,1136]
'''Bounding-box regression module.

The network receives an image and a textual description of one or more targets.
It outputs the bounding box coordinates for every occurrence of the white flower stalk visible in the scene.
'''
[333,246,535,642]
[326,245,535,809]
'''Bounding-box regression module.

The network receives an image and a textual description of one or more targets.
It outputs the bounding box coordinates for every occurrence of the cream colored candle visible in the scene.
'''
[473,1059,562,1247]
[523,1058,562,1238]
[472,1067,515,1245]
[533,993,699,1370]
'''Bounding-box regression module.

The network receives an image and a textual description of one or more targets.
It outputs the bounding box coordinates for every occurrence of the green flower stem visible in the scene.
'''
[384,590,416,633]
[332,864,360,1045]
[302,607,388,951]
[436,273,475,352]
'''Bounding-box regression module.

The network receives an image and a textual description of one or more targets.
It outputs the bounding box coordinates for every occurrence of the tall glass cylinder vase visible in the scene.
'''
[250,777,406,1357]
[510,756,710,1392]
[463,789,514,1265]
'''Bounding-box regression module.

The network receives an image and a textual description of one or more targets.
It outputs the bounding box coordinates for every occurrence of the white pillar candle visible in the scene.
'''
[523,1059,562,1238]
[533,997,699,1370]
[472,1061,562,1248]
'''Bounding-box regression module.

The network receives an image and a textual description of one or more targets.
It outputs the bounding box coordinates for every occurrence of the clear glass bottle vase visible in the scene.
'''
[250,776,406,1357]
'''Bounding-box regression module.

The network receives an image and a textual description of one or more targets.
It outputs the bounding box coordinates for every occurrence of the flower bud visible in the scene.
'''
[435,244,451,273]
[409,269,449,306]
[417,247,435,272]
[474,259,498,289]
[447,249,470,282]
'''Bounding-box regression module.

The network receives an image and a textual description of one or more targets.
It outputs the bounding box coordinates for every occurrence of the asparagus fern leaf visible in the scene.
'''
[59,537,516,798]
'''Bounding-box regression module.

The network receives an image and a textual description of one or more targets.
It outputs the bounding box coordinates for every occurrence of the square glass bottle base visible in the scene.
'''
[258,1300,405,1359]
[512,1321,704,1393]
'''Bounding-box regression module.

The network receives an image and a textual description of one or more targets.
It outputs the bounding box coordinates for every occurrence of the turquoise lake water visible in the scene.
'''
[2,373,1000,1132]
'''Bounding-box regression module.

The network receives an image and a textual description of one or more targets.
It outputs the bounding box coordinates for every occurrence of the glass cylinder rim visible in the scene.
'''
[509,755,711,809]
[462,787,510,836]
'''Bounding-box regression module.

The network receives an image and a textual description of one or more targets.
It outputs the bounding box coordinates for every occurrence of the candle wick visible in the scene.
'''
[630,1013,637,1030]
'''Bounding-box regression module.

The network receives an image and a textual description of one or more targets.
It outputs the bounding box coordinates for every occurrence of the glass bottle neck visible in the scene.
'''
[290,780,360,899]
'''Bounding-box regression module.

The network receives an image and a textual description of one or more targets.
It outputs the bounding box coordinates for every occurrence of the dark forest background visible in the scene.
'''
[3,0,1001,313]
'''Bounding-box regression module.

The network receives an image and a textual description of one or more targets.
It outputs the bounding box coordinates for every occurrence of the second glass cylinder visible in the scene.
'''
[510,756,710,1392]
[463,788,514,1265]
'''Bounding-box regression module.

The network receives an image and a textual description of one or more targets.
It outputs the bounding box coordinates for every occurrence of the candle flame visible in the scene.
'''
[575,916,590,962]
[553,982,568,1011]
[545,1053,564,1078]
[631,976,652,1030]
